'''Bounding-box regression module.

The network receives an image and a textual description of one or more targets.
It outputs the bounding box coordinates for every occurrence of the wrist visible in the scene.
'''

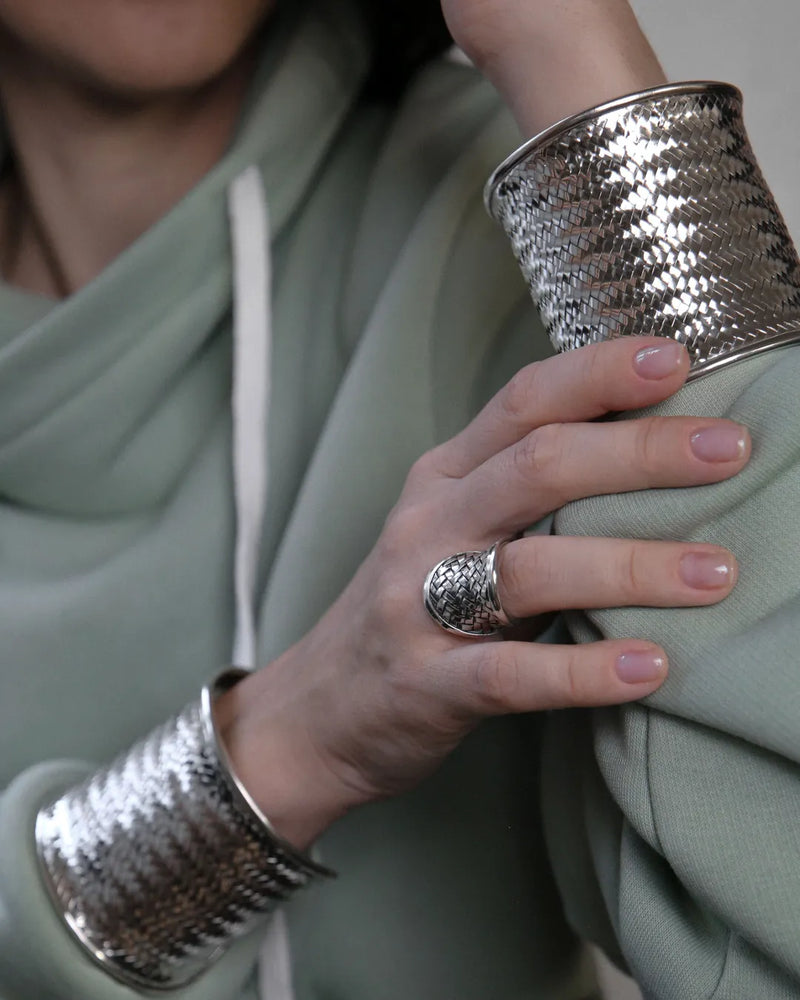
[450,0,666,136]
[215,657,359,852]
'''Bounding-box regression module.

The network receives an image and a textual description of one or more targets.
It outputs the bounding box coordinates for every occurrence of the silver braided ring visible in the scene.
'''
[423,540,515,637]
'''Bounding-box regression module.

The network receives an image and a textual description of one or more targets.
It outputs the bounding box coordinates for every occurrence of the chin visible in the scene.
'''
[0,0,274,100]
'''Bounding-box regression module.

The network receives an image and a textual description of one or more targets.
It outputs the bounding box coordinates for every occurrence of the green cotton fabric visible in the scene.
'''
[2,0,794,995]
[546,348,800,999]
[0,1,598,998]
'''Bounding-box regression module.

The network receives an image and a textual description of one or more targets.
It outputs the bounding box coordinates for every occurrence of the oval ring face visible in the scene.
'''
[423,542,513,637]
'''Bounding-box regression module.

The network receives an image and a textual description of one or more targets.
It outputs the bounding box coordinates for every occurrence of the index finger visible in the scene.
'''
[433,336,690,478]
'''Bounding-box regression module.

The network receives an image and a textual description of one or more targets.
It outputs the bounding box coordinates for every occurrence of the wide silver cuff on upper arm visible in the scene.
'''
[34,670,332,992]
[485,81,800,378]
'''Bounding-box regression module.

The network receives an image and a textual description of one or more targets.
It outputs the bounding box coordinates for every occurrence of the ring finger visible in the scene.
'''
[496,535,737,619]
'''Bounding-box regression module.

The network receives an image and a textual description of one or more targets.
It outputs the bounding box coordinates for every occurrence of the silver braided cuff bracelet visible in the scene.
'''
[485,81,800,377]
[35,669,333,992]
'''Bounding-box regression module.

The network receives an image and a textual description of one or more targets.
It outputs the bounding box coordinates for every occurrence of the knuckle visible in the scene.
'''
[582,342,609,389]
[500,540,551,610]
[514,424,563,483]
[634,417,669,479]
[472,649,521,713]
[384,653,425,701]
[620,542,648,599]
[380,502,432,568]
[373,572,414,633]
[501,363,541,425]
[405,449,440,490]
[498,542,526,604]
[562,648,588,705]
[383,499,428,545]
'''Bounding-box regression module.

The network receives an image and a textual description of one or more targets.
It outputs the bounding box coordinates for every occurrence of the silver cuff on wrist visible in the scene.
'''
[485,81,800,377]
[35,669,333,992]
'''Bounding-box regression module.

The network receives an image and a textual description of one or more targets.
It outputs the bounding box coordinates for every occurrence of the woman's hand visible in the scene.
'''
[440,0,666,135]
[218,338,750,850]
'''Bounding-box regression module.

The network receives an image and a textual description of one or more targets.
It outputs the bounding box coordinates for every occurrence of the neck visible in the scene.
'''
[0,50,255,298]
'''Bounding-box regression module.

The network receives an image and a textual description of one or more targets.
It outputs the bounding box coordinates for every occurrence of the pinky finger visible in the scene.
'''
[451,639,668,716]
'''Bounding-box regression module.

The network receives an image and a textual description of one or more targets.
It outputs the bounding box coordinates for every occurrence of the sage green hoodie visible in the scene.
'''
[2,1,795,998]
[0,2,595,998]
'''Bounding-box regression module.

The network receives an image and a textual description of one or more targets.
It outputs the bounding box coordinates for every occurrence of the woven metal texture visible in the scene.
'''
[486,84,800,373]
[425,550,504,635]
[36,699,315,991]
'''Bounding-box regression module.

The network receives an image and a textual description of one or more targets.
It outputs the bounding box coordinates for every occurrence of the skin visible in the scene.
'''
[0,1,749,850]
[218,339,749,846]
[0,0,274,295]
[441,0,666,134]
[0,0,274,98]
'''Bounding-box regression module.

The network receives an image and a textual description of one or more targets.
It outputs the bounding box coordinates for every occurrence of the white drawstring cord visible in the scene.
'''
[228,166,273,672]
[227,167,295,1000]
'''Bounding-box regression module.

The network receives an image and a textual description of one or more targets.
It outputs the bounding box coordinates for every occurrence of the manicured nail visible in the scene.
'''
[633,341,686,379]
[680,551,735,590]
[616,650,666,684]
[690,424,748,463]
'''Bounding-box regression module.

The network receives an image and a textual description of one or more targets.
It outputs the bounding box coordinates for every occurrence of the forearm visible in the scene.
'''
[443,0,666,136]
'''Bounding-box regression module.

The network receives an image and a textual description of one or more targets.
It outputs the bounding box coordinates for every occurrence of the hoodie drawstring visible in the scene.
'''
[228,166,273,672]
[228,167,295,1000]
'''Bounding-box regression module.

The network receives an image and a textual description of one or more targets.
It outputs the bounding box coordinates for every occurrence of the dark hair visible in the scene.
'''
[357,1,453,99]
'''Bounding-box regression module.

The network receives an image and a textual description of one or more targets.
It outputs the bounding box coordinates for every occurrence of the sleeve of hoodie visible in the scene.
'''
[543,346,800,1000]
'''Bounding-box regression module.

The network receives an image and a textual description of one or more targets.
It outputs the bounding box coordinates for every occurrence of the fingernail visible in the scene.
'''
[690,424,748,463]
[680,551,735,590]
[616,650,666,684]
[633,341,686,379]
